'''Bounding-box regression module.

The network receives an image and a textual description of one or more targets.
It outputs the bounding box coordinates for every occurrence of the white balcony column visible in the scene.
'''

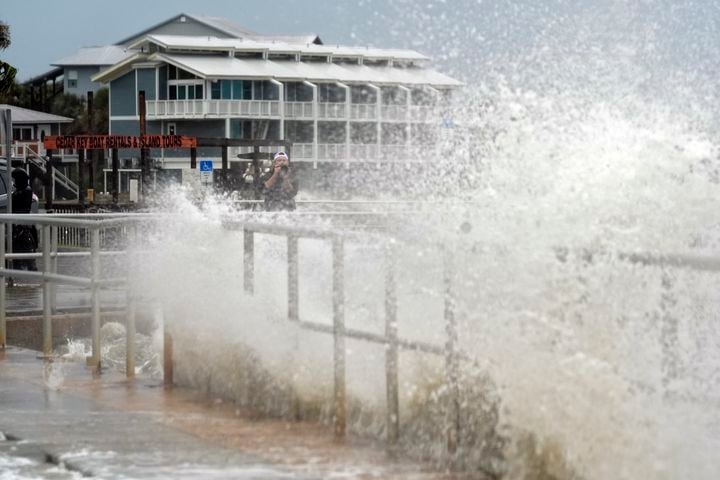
[269,79,285,140]
[398,85,412,157]
[424,85,441,121]
[366,83,381,163]
[303,80,318,164]
[336,82,351,162]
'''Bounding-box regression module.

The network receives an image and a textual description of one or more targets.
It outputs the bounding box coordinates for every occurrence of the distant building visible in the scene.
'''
[0,104,77,200]
[0,104,72,141]
[27,12,462,192]
[25,13,322,108]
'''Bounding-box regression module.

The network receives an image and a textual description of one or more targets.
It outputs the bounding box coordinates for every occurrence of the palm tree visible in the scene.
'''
[0,22,15,96]
[0,22,9,50]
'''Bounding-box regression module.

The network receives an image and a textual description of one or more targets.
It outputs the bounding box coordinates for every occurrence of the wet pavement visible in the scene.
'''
[0,347,473,479]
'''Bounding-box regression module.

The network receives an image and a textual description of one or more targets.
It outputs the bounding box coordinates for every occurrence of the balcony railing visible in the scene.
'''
[284,102,314,119]
[349,104,378,121]
[317,103,347,119]
[145,100,439,123]
[146,100,281,118]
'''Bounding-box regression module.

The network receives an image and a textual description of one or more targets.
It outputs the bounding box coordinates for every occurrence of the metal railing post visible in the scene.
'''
[163,319,174,386]
[50,226,58,314]
[332,236,347,439]
[126,225,136,378]
[0,222,5,349]
[88,227,101,371]
[287,234,299,321]
[243,229,254,294]
[42,225,52,357]
[443,247,461,457]
[385,241,400,453]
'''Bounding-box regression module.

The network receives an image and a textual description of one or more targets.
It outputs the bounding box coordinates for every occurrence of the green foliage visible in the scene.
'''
[50,92,87,135]
[91,88,109,134]
[0,22,15,97]
[0,62,19,98]
[47,88,109,134]
[0,22,10,50]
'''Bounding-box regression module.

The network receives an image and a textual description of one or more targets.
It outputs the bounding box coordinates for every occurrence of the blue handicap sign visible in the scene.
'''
[199,160,213,172]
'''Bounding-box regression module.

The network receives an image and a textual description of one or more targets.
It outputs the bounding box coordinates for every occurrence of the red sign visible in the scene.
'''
[43,135,197,150]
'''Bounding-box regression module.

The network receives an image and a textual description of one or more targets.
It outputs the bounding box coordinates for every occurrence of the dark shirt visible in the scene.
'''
[12,189,34,214]
[261,169,298,211]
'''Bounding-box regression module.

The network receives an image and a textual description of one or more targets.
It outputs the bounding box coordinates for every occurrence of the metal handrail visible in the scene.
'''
[237,220,457,450]
[2,210,716,458]
[0,217,138,375]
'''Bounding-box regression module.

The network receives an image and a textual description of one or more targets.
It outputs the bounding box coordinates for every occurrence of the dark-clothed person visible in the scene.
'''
[261,152,298,211]
[10,169,38,271]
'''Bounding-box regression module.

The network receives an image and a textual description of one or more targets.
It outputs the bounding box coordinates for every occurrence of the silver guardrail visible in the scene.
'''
[0,214,140,375]
[1,211,717,458]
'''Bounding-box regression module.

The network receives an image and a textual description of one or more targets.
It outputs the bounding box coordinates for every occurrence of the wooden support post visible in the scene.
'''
[45,151,55,210]
[87,92,97,199]
[138,90,147,196]
[112,148,119,204]
[332,237,347,439]
[78,149,85,206]
[287,234,299,322]
[87,92,95,193]
[385,242,400,453]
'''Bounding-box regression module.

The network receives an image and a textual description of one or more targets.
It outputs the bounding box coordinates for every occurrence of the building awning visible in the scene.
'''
[0,104,74,124]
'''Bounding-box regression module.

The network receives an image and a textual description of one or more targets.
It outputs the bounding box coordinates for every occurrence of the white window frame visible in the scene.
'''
[67,69,78,88]
[168,79,205,100]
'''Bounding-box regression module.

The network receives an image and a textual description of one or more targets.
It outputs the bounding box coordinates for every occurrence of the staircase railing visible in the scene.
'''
[25,151,80,200]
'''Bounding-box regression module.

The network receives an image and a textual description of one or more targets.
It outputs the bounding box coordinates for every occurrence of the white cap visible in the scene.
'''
[273,151,288,161]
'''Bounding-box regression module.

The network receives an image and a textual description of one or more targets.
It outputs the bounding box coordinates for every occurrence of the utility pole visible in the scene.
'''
[138,90,147,199]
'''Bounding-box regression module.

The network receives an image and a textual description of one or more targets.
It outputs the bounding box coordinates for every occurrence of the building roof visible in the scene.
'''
[129,34,430,62]
[190,14,259,39]
[258,35,322,45]
[24,67,64,86]
[52,45,133,67]
[0,105,74,124]
[156,53,462,87]
[114,13,258,45]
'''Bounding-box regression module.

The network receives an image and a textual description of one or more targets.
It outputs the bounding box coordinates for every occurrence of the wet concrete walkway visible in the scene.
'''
[0,347,469,479]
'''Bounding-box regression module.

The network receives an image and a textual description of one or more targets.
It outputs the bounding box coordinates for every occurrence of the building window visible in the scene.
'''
[167,65,197,81]
[12,127,33,141]
[168,82,203,100]
[210,80,252,100]
[67,69,78,89]
[167,123,176,135]
[221,81,232,99]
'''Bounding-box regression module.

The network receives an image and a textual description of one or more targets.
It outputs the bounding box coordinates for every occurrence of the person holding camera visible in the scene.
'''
[262,151,298,211]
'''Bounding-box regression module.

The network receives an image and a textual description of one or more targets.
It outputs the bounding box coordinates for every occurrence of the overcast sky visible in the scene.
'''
[3,0,720,90]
